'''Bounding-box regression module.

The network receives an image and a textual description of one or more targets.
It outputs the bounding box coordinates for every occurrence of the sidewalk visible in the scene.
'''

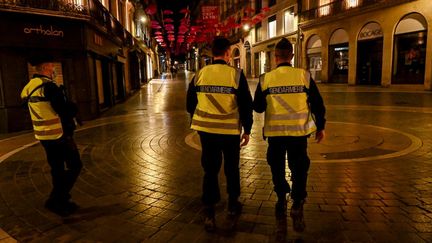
[1,73,431,242]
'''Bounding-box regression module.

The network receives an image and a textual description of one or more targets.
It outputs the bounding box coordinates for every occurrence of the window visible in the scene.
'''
[256,23,262,42]
[268,15,276,39]
[284,8,295,34]
[269,0,276,7]
[255,0,262,15]
[319,0,330,16]
[345,0,359,8]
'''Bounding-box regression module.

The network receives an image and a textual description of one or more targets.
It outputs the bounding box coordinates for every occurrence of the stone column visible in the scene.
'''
[348,36,357,85]
[381,28,393,87]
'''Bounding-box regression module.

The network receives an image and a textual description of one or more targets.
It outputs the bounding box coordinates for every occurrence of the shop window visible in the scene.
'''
[260,51,266,74]
[393,32,426,84]
[284,8,296,34]
[329,46,349,83]
[268,15,277,39]
[233,49,240,68]
[392,13,427,84]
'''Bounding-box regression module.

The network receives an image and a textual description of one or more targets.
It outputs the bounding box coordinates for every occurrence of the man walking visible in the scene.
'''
[21,55,82,217]
[186,37,253,231]
[253,38,326,232]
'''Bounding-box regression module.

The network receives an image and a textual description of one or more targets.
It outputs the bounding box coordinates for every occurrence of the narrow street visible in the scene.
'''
[0,71,432,242]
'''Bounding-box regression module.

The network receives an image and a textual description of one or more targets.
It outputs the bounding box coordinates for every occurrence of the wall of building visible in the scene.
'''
[300,0,432,89]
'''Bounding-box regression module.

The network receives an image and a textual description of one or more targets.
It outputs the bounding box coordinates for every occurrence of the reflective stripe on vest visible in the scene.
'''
[191,64,242,135]
[21,77,63,140]
[262,66,316,137]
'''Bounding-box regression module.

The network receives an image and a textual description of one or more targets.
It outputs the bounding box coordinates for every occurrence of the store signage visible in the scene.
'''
[202,6,219,23]
[23,25,64,37]
[358,23,383,41]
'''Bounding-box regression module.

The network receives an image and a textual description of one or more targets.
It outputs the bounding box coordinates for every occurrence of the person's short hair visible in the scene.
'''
[212,37,231,57]
[275,38,293,60]
[29,54,55,67]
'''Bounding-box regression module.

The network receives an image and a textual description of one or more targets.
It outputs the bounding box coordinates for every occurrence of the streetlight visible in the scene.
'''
[243,24,250,31]
[140,16,147,23]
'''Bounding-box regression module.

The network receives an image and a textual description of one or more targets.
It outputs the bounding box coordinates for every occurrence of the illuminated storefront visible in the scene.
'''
[299,0,432,90]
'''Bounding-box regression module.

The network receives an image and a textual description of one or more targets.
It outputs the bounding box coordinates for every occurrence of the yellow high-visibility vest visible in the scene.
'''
[21,77,63,140]
[261,66,316,137]
[191,64,242,135]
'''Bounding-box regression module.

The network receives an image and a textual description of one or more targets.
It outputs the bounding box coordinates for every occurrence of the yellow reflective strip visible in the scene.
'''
[266,121,316,132]
[28,105,43,119]
[205,94,227,113]
[273,96,295,112]
[195,109,238,120]
[192,119,239,129]
[32,117,61,126]
[268,113,309,120]
[34,128,63,136]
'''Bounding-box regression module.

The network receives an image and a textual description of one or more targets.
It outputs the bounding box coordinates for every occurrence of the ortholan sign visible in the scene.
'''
[23,25,64,37]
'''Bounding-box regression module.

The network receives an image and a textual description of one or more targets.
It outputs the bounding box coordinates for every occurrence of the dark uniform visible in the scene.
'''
[253,62,326,204]
[186,60,253,207]
[21,73,82,216]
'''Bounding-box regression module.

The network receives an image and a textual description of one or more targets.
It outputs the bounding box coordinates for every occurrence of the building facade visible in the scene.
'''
[0,0,156,133]
[212,0,300,78]
[299,0,432,89]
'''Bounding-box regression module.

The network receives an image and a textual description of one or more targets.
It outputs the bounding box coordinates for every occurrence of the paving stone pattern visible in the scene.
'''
[0,72,431,242]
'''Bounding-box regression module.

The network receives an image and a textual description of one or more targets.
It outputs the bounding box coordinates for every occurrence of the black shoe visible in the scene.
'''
[203,205,216,232]
[65,201,80,213]
[228,200,242,216]
[275,198,287,218]
[44,200,72,217]
[290,200,305,232]
[204,216,216,232]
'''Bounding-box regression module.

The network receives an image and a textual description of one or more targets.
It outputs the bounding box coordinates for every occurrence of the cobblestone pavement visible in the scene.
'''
[1,71,432,242]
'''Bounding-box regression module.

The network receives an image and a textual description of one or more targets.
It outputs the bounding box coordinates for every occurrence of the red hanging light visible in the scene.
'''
[145,4,157,15]
[163,9,174,15]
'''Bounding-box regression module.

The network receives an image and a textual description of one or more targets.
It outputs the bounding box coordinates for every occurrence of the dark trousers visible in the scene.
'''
[267,136,310,201]
[198,132,241,205]
[40,136,82,203]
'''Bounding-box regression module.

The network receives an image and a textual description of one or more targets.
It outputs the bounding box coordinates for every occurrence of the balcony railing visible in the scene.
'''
[0,0,134,46]
[0,0,87,16]
[300,0,416,22]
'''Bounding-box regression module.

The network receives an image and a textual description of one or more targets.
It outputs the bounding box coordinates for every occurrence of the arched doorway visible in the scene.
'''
[357,22,383,85]
[306,35,322,82]
[392,13,428,84]
[329,29,349,83]
[244,41,252,77]
[232,48,240,69]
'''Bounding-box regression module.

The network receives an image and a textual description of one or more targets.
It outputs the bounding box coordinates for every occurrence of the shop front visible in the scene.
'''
[306,34,322,82]
[392,13,427,85]
[357,22,383,85]
[0,12,86,133]
[329,29,349,83]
